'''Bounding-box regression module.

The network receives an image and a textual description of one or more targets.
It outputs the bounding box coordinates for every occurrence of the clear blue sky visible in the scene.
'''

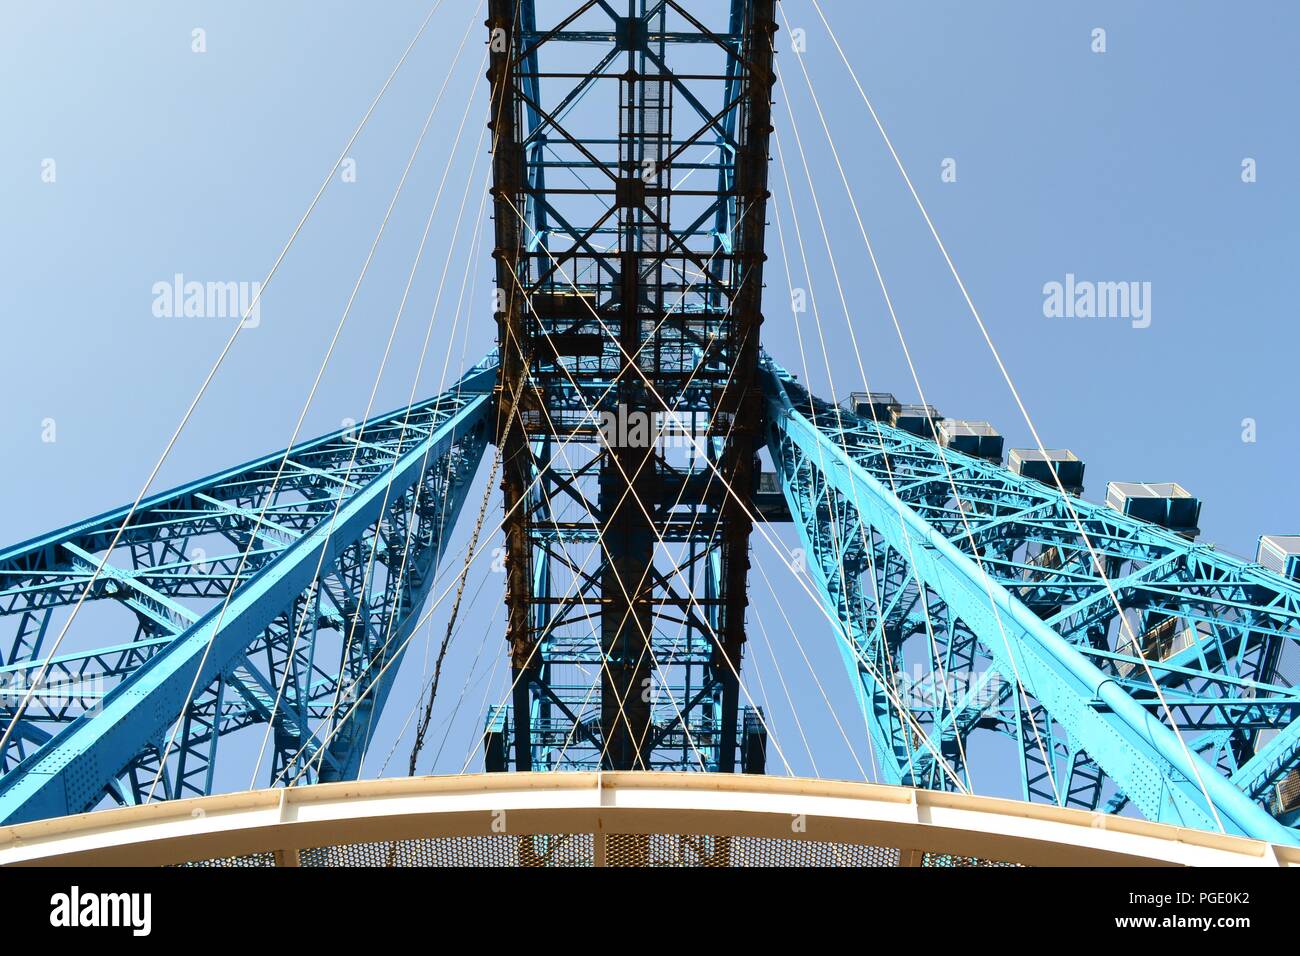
[1,1,1297,792]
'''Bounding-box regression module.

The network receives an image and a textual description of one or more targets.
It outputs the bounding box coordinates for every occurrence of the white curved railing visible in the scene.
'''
[1,773,1294,867]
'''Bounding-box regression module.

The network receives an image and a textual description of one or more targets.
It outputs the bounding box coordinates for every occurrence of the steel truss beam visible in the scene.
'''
[0,361,494,824]
[6,0,1291,848]
[484,0,775,773]
[762,358,1300,843]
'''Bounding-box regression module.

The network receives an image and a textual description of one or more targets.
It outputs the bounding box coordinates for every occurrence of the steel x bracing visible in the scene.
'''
[762,359,1300,843]
[0,360,493,824]
[483,0,776,773]
[1,0,1299,847]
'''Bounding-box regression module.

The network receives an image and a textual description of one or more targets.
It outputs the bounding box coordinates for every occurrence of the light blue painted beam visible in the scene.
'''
[762,364,1296,844]
[774,467,907,784]
[0,353,497,571]
[0,392,490,825]
[1231,722,1300,802]
[314,440,483,782]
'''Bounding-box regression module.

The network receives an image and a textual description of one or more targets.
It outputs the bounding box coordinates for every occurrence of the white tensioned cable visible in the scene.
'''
[373,406,497,774]
[774,14,1064,800]
[491,181,968,789]
[352,4,551,780]
[771,124,979,793]
[739,613,799,777]
[768,187,890,784]
[316,197,778,781]
[0,0,452,763]
[145,5,486,802]
[683,207,874,779]
[401,349,564,774]
[431,596,505,774]
[251,56,491,788]
[455,186,796,775]
[273,130,796,784]
[772,176,935,785]
[769,146,923,785]
[503,292,782,774]
[265,0,515,794]
[766,13,975,789]
[307,80,494,785]
[803,0,1219,823]
[363,168,493,780]
[455,636,507,772]
[765,170,890,782]
[493,193,972,789]
[494,319,713,774]
[751,601,820,775]
[382,553,494,776]
[750,550,871,778]
[250,26,486,790]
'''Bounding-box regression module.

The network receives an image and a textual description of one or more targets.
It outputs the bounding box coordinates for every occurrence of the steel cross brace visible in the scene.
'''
[0,366,493,824]
[761,359,1297,843]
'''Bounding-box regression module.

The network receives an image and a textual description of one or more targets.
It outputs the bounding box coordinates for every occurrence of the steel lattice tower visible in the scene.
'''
[1,0,1298,849]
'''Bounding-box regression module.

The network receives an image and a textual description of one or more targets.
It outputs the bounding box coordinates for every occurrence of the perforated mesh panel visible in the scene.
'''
[604,834,899,867]
[171,836,1019,868]
[300,834,593,867]
[921,852,1019,867]
[176,852,276,867]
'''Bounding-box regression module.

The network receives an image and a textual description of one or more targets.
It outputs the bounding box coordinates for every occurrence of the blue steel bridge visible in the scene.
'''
[1,0,1299,848]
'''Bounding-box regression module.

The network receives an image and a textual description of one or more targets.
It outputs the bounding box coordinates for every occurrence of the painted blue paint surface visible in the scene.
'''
[0,1,1297,836]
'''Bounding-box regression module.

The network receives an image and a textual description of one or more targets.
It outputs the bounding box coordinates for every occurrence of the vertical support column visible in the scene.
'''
[487,0,537,768]
[600,118,657,767]
[713,0,777,771]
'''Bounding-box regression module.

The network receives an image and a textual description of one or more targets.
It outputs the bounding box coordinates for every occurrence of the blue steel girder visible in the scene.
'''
[0,359,494,823]
[761,356,1300,843]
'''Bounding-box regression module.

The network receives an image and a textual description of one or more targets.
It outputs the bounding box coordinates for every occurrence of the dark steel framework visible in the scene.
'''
[484,0,776,771]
